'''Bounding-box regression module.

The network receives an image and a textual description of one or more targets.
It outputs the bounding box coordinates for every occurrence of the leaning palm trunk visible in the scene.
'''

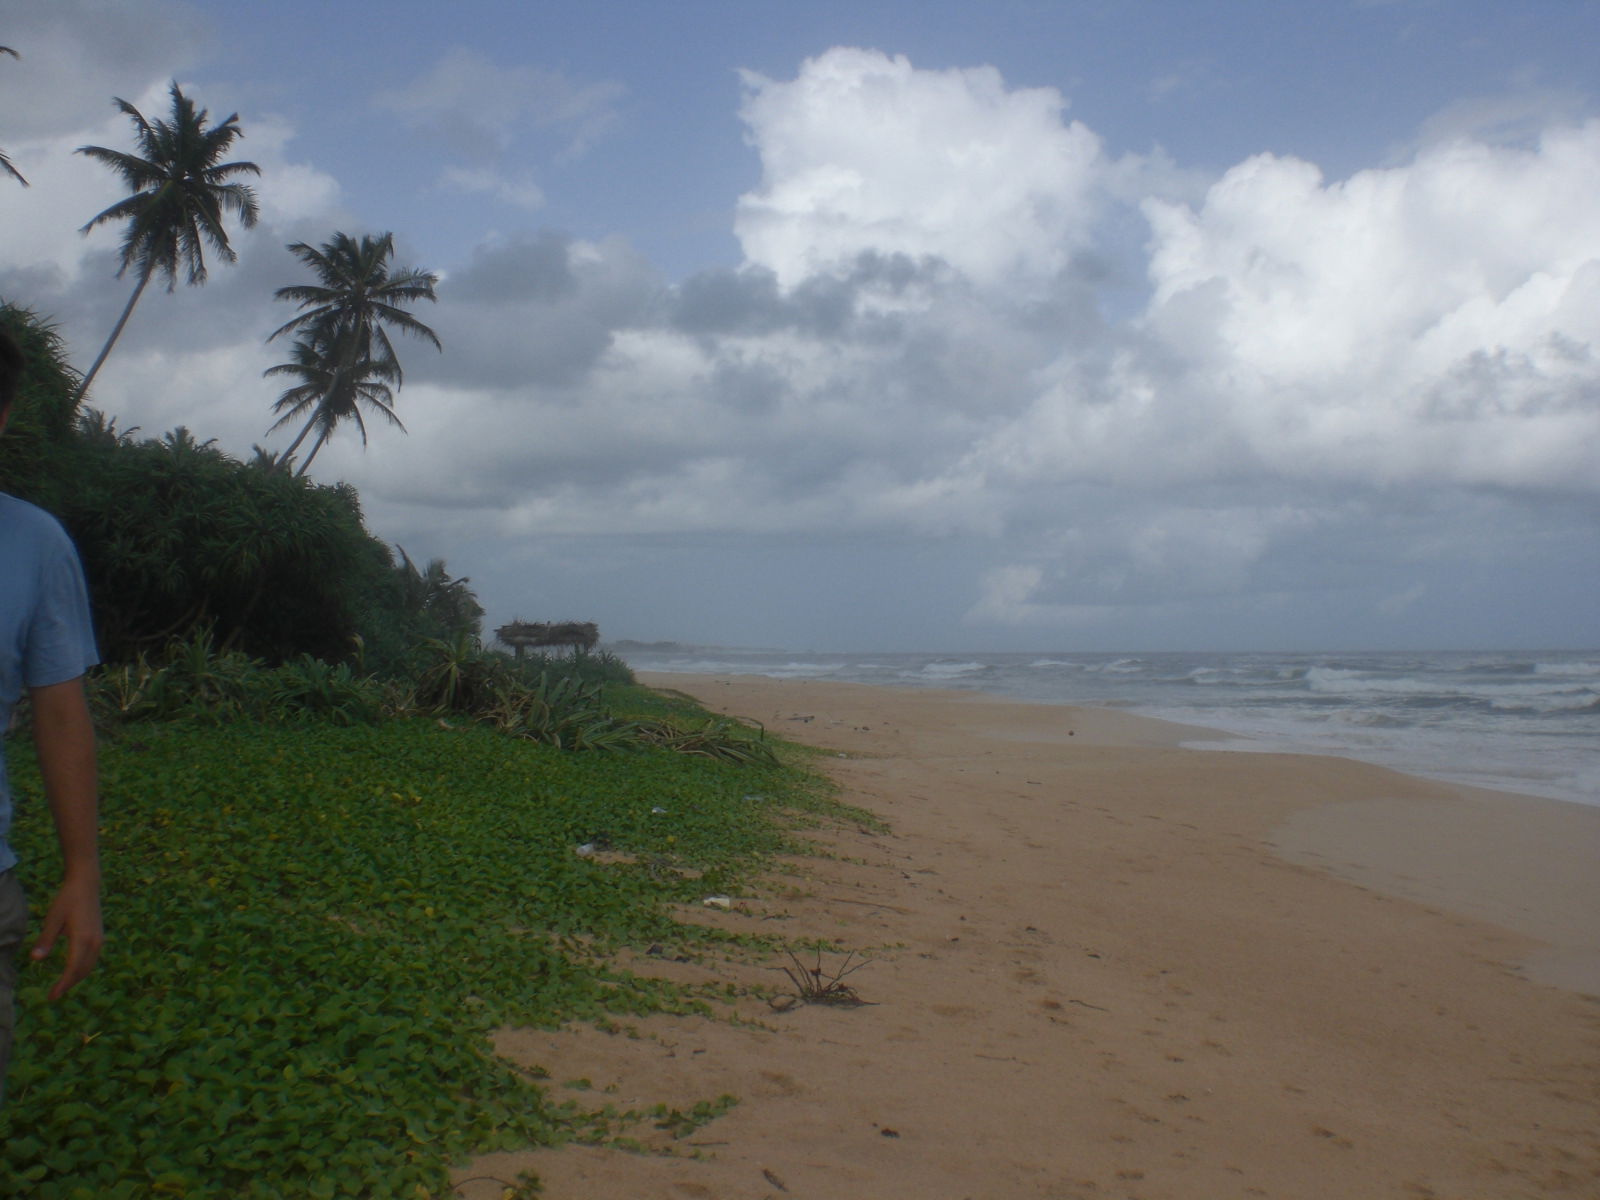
[70,265,152,406]
[274,409,322,473]
[294,428,332,477]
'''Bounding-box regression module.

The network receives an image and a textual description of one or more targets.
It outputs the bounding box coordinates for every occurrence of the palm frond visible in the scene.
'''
[0,44,26,184]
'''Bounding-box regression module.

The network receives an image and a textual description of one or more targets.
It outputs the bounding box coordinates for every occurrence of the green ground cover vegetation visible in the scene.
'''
[2,686,853,1198]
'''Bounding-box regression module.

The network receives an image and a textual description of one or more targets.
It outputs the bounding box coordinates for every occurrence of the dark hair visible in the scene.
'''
[0,322,21,417]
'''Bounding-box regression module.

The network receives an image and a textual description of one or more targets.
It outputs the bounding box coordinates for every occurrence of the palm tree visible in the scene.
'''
[263,328,403,476]
[264,231,439,472]
[1,47,27,186]
[395,547,483,638]
[268,231,440,375]
[73,81,260,404]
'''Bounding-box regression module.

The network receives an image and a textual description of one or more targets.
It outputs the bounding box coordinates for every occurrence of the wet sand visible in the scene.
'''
[456,675,1600,1200]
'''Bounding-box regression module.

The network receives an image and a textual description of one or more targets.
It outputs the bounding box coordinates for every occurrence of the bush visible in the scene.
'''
[498,648,635,688]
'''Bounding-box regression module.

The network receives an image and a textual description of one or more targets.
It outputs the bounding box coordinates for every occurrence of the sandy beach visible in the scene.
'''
[457,675,1600,1200]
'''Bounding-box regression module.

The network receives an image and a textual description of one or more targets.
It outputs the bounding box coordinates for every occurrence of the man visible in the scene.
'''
[0,323,102,1100]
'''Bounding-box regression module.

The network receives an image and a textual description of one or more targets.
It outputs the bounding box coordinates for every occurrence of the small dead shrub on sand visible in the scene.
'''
[771,948,874,1009]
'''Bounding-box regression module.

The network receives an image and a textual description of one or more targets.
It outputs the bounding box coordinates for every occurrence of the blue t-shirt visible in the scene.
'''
[1,494,99,873]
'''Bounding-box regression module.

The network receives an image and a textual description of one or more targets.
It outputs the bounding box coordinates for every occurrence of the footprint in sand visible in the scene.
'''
[758,1070,804,1097]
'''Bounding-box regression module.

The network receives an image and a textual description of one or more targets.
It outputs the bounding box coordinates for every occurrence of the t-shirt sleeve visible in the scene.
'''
[24,533,100,688]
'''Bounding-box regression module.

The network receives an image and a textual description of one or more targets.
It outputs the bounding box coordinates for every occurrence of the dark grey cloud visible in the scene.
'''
[448,232,577,303]
[668,252,956,341]
[0,0,209,138]
[419,232,658,391]
[669,265,783,337]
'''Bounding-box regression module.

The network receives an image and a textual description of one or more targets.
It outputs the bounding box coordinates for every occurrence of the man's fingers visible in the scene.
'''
[27,907,103,999]
[27,915,60,961]
[48,961,87,1001]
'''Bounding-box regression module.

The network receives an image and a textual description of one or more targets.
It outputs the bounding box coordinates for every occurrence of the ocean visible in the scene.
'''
[620,647,1600,809]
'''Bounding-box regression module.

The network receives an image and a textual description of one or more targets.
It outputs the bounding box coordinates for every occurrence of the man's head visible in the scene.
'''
[0,323,21,433]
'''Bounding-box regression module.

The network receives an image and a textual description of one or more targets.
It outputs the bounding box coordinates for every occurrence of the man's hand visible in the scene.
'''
[27,677,103,999]
[30,873,102,999]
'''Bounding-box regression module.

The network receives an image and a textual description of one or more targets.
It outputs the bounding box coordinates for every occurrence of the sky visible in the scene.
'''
[1,0,1597,653]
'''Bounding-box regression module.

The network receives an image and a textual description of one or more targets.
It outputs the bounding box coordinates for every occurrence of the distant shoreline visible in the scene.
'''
[621,648,1600,809]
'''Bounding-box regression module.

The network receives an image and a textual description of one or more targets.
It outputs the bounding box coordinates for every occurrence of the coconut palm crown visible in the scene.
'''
[263,231,439,474]
[264,328,404,476]
[73,81,261,403]
[267,232,441,385]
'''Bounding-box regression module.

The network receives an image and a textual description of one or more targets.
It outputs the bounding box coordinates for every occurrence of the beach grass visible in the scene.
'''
[1,709,842,1199]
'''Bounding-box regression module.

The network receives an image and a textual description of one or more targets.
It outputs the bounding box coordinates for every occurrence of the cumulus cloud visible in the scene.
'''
[1412,86,1592,155]
[1139,124,1600,490]
[735,47,1106,290]
[343,63,1600,642]
[956,120,1600,516]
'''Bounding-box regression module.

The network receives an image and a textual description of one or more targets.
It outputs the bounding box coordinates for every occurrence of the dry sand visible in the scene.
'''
[456,675,1600,1200]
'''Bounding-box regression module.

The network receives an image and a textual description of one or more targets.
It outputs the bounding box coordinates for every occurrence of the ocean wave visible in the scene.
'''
[639,657,753,674]
[1533,660,1600,678]
[1306,666,1595,704]
[1181,666,1290,688]
[1334,710,1415,729]
[766,661,849,678]
[1488,691,1600,715]
[1084,658,1146,674]
[1306,666,1420,694]
[1464,659,1538,675]
[917,660,990,679]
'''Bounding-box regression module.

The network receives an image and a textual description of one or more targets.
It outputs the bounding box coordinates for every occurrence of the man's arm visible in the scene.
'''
[26,676,103,1000]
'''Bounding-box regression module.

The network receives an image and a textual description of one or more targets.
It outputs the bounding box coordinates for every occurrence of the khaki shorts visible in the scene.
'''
[0,869,27,1100]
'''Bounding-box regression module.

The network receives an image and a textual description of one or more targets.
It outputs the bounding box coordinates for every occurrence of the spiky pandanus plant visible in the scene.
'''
[0,303,82,501]
[73,82,260,405]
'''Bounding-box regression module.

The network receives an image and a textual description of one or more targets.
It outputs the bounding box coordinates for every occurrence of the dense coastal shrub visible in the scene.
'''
[60,428,385,662]
[0,718,839,1198]
[0,303,80,496]
[502,647,635,688]
[70,629,781,769]
[0,301,479,670]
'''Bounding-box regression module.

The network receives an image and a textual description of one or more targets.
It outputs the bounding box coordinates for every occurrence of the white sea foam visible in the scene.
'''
[1534,660,1600,677]
[768,660,849,678]
[917,660,988,679]
[1083,657,1145,674]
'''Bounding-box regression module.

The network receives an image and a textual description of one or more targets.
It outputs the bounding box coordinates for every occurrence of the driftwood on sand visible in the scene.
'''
[495,620,600,658]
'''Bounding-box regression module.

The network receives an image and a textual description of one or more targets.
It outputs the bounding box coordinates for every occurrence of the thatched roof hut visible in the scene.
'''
[495,620,599,658]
